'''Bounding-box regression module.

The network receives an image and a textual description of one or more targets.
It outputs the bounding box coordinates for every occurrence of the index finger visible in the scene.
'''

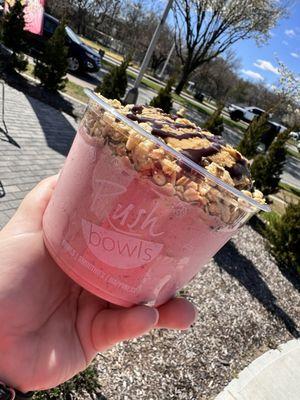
[156,297,197,330]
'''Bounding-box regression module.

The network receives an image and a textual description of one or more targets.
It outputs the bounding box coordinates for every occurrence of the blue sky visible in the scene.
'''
[150,0,300,88]
[233,2,300,87]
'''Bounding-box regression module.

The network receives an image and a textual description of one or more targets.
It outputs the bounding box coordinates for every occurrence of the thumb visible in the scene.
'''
[91,306,159,352]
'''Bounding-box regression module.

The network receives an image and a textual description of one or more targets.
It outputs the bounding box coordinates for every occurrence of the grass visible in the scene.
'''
[24,63,88,104]
[287,147,300,160]
[26,62,35,75]
[260,210,280,224]
[279,182,300,198]
[64,80,88,103]
[79,36,124,63]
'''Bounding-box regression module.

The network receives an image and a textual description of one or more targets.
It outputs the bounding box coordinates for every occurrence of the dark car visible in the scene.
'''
[194,91,205,103]
[25,13,103,73]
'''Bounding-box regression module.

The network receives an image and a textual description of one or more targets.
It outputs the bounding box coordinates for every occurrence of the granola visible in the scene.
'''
[82,95,265,225]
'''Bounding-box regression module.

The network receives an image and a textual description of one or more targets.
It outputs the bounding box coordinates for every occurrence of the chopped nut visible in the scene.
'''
[208,202,219,215]
[241,190,252,198]
[161,159,181,176]
[153,172,167,186]
[176,185,184,193]
[220,205,231,224]
[186,181,198,191]
[184,188,201,202]
[176,176,189,186]
[150,148,165,160]
[126,132,142,150]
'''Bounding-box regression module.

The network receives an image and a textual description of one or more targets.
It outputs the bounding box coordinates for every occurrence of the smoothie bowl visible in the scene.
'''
[43,90,269,307]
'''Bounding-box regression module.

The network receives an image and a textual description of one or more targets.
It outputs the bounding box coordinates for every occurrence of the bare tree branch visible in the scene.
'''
[174,0,289,94]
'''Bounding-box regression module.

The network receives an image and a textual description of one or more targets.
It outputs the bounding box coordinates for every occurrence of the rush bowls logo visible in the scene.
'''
[82,179,164,269]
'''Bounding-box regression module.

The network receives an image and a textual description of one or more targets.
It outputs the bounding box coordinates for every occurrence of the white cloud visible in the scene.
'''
[266,83,277,92]
[285,29,296,38]
[253,59,279,75]
[241,69,264,81]
[291,52,300,58]
[282,40,289,46]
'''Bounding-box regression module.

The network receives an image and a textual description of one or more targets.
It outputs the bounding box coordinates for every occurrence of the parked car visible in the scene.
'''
[228,105,271,123]
[290,131,300,140]
[194,91,205,103]
[24,13,103,73]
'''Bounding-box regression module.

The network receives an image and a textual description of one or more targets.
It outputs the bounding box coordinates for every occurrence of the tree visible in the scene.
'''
[34,22,68,91]
[237,112,270,158]
[96,58,129,100]
[192,54,240,105]
[150,79,174,113]
[173,0,286,94]
[265,202,300,274]
[2,0,28,72]
[277,62,300,130]
[114,1,173,65]
[45,0,73,21]
[203,104,224,136]
[250,129,290,195]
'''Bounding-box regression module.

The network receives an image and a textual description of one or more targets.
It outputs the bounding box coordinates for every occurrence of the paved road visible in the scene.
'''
[69,70,300,189]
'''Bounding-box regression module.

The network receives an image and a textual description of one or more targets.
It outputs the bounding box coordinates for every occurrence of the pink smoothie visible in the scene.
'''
[43,127,237,307]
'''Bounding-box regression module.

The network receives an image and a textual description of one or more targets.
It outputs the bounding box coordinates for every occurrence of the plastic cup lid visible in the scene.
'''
[84,89,271,213]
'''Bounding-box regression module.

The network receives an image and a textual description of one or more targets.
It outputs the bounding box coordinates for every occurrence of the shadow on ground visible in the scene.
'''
[214,241,300,338]
[26,95,76,157]
[0,124,21,148]
[0,181,5,198]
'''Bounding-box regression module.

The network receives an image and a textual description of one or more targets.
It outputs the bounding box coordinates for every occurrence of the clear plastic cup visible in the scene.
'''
[43,90,270,307]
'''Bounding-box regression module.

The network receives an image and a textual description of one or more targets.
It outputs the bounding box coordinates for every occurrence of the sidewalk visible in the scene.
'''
[0,83,77,228]
[216,339,300,400]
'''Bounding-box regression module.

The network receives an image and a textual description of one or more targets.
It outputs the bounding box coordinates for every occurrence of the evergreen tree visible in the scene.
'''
[34,22,68,91]
[265,202,300,274]
[204,103,224,135]
[2,0,28,72]
[96,58,129,100]
[251,129,290,195]
[237,112,270,158]
[150,79,174,113]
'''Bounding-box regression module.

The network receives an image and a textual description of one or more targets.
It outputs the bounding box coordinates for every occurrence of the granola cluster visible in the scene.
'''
[82,95,265,225]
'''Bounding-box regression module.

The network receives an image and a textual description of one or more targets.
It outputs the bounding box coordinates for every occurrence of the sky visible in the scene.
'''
[232,2,300,88]
[141,0,300,89]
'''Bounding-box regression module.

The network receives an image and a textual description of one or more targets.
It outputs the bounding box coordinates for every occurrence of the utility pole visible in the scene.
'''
[124,0,174,104]
[158,42,175,79]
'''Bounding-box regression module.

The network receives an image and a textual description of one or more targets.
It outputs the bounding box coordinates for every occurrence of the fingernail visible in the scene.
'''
[150,308,160,325]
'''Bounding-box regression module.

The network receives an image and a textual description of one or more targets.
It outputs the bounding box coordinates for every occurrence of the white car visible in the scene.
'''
[290,131,300,140]
[229,105,271,123]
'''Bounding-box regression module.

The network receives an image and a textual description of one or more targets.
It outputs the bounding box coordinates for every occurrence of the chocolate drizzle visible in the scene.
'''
[131,105,144,114]
[181,146,221,165]
[225,160,250,181]
[152,127,206,141]
[126,105,247,183]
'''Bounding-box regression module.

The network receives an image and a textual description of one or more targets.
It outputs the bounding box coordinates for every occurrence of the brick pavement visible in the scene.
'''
[0,84,77,228]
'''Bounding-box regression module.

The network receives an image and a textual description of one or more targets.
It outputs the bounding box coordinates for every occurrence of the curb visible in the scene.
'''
[216,339,300,400]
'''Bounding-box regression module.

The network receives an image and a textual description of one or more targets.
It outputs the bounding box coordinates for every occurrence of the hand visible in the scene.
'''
[0,176,197,393]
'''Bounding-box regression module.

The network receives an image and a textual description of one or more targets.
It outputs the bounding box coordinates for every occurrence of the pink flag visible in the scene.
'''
[5,0,46,35]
